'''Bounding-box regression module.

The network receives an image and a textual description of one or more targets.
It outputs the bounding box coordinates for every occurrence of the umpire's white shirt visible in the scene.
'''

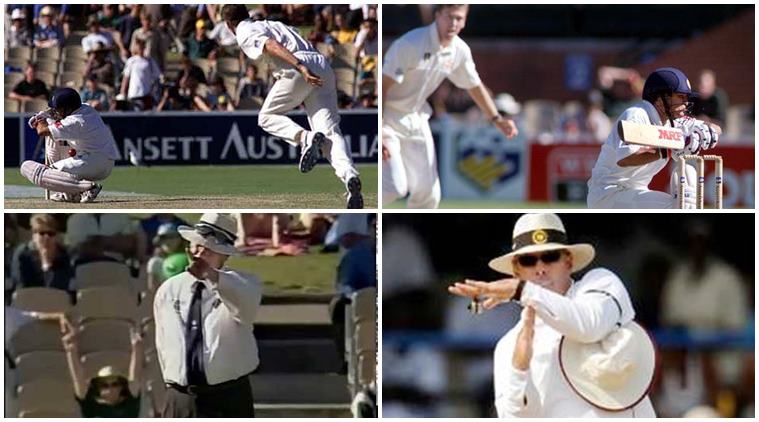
[48,104,119,160]
[383,23,482,115]
[154,268,263,386]
[587,100,669,196]
[494,268,656,417]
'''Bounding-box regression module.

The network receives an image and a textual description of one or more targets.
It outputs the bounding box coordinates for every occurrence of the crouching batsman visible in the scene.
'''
[21,87,119,203]
[587,67,721,208]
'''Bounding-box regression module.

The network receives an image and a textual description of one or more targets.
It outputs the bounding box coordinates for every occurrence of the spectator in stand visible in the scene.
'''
[597,66,643,118]
[176,53,207,86]
[139,214,189,256]
[331,11,358,44]
[80,75,110,111]
[33,5,64,48]
[9,214,73,293]
[585,90,612,143]
[283,4,314,26]
[355,18,378,60]
[358,93,377,108]
[9,62,50,102]
[64,214,142,268]
[120,38,162,111]
[308,14,337,58]
[206,76,235,111]
[6,8,32,48]
[82,15,114,54]
[207,14,239,56]
[146,223,187,292]
[130,12,171,71]
[186,19,217,60]
[84,42,115,87]
[117,5,143,60]
[236,63,267,109]
[61,317,143,417]
[159,76,210,112]
[693,69,729,127]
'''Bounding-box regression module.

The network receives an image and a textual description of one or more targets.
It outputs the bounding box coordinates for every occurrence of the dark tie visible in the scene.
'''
[185,281,207,385]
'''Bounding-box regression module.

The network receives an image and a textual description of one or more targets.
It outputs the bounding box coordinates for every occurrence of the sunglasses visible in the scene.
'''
[99,381,121,389]
[516,250,564,267]
[34,231,56,237]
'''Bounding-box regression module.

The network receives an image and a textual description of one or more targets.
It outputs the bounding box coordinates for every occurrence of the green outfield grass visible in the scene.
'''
[385,199,585,209]
[5,164,378,209]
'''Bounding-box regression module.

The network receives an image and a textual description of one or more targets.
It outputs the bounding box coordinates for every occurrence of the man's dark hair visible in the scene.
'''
[222,5,249,25]
[434,4,469,13]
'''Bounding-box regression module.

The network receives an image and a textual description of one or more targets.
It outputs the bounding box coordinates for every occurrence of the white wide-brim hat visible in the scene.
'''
[489,213,595,275]
[559,321,657,411]
[178,213,241,256]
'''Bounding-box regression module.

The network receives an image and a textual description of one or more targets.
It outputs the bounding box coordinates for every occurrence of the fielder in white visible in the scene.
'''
[21,87,119,203]
[382,4,518,209]
[587,67,721,208]
[222,5,363,209]
[449,214,657,417]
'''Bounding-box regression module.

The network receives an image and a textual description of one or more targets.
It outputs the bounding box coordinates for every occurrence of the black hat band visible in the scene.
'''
[512,229,567,251]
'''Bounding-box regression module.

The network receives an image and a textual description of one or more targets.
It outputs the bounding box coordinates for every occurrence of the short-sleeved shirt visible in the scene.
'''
[235,19,317,72]
[587,100,669,190]
[12,79,49,99]
[78,393,140,417]
[383,23,482,114]
[123,55,161,99]
[48,104,120,160]
[185,35,216,60]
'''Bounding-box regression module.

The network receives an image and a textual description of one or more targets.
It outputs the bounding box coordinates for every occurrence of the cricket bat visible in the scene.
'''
[617,120,685,149]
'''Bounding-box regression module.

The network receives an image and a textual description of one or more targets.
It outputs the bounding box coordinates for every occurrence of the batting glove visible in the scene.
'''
[27,110,51,129]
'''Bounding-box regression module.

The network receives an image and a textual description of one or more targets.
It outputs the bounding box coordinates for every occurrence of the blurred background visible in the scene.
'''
[5,213,377,417]
[383,4,754,208]
[5,4,378,207]
[383,213,754,417]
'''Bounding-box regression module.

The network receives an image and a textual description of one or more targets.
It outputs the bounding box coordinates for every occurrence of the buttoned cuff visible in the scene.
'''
[506,366,529,408]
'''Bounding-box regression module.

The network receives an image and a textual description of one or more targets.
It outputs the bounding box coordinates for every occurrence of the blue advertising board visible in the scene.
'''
[5,110,378,167]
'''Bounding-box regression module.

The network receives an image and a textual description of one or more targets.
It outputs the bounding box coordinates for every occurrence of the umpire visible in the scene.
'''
[153,213,262,417]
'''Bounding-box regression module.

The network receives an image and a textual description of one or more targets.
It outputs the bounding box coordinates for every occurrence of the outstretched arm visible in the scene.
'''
[263,38,322,87]
[467,84,518,139]
[61,317,88,399]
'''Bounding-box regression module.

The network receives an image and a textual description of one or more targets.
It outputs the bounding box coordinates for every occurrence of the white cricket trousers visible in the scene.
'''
[382,109,441,209]
[53,150,114,181]
[258,52,358,183]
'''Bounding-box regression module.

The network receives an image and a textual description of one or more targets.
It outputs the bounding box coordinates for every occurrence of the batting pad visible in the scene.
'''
[20,160,94,193]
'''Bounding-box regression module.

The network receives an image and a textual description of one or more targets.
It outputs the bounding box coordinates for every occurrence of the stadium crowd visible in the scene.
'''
[5,4,378,114]
[5,213,377,417]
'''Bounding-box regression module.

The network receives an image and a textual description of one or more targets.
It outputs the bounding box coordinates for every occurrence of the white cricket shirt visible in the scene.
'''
[383,23,482,115]
[235,19,317,72]
[48,104,119,160]
[154,269,263,386]
[587,100,669,191]
[494,268,656,417]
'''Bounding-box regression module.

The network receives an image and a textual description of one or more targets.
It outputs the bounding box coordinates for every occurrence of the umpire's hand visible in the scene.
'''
[513,306,535,371]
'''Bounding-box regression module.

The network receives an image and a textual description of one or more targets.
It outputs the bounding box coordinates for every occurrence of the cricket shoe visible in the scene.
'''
[80,184,102,203]
[299,132,325,173]
[49,192,81,202]
[346,176,364,209]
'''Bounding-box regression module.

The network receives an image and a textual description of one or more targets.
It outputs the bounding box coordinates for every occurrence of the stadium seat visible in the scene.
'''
[315,42,335,59]
[75,286,138,323]
[237,96,263,110]
[218,57,241,76]
[222,77,238,101]
[348,288,377,394]
[16,379,78,416]
[22,99,50,113]
[71,261,135,291]
[5,72,25,86]
[34,47,62,62]
[80,350,131,381]
[34,59,59,75]
[12,287,73,313]
[65,31,87,47]
[62,60,87,73]
[18,409,82,418]
[58,72,84,89]
[35,71,56,88]
[5,58,28,70]
[77,319,133,354]
[6,99,20,112]
[333,43,358,69]
[8,46,33,61]
[522,99,561,137]
[9,320,64,356]
[15,351,70,386]
[334,68,356,97]
[62,45,87,61]
[193,58,210,75]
